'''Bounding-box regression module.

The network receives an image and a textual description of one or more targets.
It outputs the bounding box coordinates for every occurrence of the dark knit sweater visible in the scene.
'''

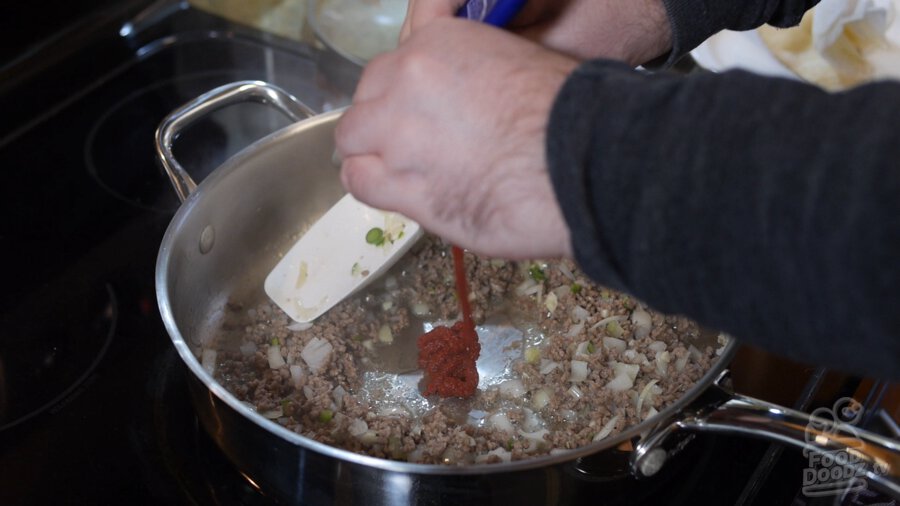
[546,1,900,379]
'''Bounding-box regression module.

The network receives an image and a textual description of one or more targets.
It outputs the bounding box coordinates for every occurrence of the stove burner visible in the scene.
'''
[85,73,295,212]
[0,283,116,432]
[85,79,186,213]
[84,31,349,213]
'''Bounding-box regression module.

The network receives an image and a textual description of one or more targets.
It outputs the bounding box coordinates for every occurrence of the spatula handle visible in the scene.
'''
[457,0,527,27]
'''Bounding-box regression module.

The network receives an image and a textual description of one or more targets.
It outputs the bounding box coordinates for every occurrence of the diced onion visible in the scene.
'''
[411,302,430,316]
[716,334,728,356]
[606,361,639,392]
[475,447,512,464]
[539,359,560,375]
[260,408,283,419]
[635,379,659,418]
[518,429,550,452]
[623,350,648,364]
[531,388,551,410]
[648,341,667,353]
[569,360,589,382]
[201,349,217,376]
[593,415,620,442]
[515,278,539,296]
[544,291,558,313]
[333,385,347,409]
[522,282,542,296]
[383,214,406,243]
[488,412,515,435]
[655,351,671,377]
[602,336,627,352]
[498,379,526,399]
[675,354,689,372]
[574,341,590,358]
[289,364,304,388]
[524,346,541,364]
[301,337,333,373]
[568,385,584,399]
[605,374,634,392]
[566,322,585,338]
[557,263,576,281]
[377,324,394,344]
[688,344,703,361]
[591,315,627,331]
[631,307,652,338]
[348,418,369,437]
[645,407,659,420]
[522,408,542,432]
[358,430,380,445]
[570,305,590,324]
[553,285,570,300]
[267,345,286,369]
[287,321,313,332]
[611,362,640,381]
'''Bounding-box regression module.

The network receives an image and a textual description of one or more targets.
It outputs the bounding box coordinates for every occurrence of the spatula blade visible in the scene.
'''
[265,193,423,323]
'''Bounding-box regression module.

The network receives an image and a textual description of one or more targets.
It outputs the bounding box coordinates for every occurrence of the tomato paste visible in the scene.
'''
[417,246,480,397]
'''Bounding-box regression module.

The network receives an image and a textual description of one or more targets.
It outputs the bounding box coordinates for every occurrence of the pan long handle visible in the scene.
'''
[632,371,900,498]
[154,80,316,202]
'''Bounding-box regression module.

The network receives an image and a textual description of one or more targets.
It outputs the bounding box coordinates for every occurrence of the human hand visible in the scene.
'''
[400,0,672,66]
[335,19,577,260]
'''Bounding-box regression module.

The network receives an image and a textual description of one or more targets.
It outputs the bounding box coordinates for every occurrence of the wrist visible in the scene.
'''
[618,0,673,66]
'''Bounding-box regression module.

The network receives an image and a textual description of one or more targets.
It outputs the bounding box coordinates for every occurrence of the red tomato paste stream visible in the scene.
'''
[417,246,481,397]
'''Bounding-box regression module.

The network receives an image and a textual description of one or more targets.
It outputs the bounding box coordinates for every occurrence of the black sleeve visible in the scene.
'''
[660,0,820,65]
[546,60,900,380]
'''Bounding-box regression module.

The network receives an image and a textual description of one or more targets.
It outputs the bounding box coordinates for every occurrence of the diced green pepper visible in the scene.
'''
[528,265,546,282]
[366,227,385,246]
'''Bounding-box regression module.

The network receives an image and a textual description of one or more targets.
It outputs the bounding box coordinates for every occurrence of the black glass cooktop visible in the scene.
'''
[0,5,346,504]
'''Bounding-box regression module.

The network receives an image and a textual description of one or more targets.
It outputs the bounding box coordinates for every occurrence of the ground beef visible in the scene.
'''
[202,236,723,465]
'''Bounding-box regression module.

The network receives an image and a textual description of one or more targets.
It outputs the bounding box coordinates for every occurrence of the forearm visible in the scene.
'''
[547,60,900,379]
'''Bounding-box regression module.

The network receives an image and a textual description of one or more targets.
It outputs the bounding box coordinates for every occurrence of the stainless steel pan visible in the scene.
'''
[155,81,899,504]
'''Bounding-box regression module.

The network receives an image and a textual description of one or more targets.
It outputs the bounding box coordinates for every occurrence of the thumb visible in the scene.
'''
[400,0,466,41]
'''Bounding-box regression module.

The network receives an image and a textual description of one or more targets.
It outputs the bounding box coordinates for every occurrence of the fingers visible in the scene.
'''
[350,50,399,104]
[340,154,428,219]
[336,101,426,216]
[334,99,389,161]
[400,0,466,40]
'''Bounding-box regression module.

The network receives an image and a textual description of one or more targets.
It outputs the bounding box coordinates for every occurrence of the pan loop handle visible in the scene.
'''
[632,370,900,498]
[154,80,316,202]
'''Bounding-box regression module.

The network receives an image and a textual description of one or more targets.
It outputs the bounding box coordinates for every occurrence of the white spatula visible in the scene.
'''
[265,0,526,324]
[265,194,422,323]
